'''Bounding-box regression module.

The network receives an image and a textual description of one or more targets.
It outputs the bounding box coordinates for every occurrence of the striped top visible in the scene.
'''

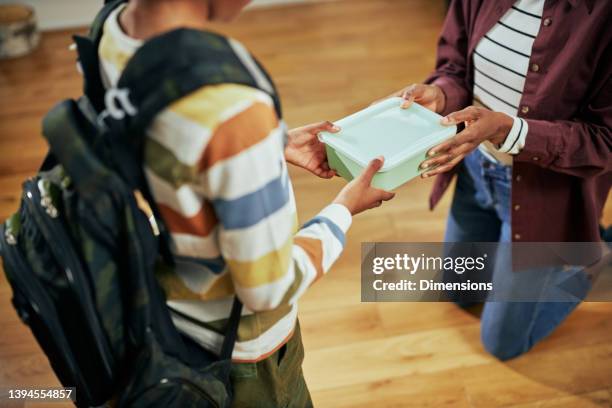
[473,0,544,165]
[98,5,352,362]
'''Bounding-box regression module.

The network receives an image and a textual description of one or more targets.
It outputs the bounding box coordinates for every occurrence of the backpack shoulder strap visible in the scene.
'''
[73,0,127,113]
[105,28,283,135]
[90,0,126,45]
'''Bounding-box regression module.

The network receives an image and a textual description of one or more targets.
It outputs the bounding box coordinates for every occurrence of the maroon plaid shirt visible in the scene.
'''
[427,0,611,242]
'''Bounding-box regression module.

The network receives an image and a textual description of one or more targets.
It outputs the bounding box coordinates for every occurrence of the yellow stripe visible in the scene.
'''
[203,304,293,341]
[169,84,270,130]
[99,29,132,71]
[227,236,293,288]
[155,262,235,301]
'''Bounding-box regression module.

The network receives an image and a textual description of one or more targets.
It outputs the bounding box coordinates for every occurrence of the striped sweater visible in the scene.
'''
[98,5,351,362]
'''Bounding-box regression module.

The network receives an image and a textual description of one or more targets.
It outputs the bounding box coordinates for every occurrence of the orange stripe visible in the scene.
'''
[231,327,296,364]
[158,201,217,237]
[294,237,324,282]
[198,102,279,171]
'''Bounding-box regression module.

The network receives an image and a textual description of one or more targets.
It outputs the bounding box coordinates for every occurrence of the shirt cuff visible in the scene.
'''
[317,203,353,234]
[497,116,528,155]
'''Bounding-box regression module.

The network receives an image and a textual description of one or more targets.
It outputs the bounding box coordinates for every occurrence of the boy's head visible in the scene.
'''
[135,0,252,22]
[124,0,252,39]
[207,0,252,22]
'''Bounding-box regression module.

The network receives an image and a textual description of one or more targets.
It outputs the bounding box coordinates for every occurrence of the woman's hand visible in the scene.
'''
[333,157,395,215]
[419,106,514,178]
[375,83,446,113]
[285,121,340,179]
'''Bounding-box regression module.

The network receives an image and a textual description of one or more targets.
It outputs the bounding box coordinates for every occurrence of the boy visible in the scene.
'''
[98,0,394,406]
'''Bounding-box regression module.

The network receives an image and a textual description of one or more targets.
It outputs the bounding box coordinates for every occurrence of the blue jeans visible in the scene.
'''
[445,150,583,360]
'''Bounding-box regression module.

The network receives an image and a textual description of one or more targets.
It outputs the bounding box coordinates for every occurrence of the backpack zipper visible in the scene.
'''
[23,178,115,378]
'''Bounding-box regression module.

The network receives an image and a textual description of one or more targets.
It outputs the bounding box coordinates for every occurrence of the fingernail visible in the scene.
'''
[422,173,430,178]
[420,162,429,169]
[428,150,436,157]
[332,125,341,131]
[441,117,451,125]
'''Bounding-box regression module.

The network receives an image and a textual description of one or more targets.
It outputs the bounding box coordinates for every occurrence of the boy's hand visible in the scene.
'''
[285,121,340,179]
[334,157,396,216]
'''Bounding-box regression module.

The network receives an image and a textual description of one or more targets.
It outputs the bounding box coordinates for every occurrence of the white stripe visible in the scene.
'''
[474,87,518,116]
[514,0,545,17]
[172,232,220,259]
[498,116,523,153]
[474,70,523,110]
[145,166,203,217]
[476,38,529,76]
[499,118,529,155]
[106,4,143,50]
[317,203,353,235]
[473,52,525,89]
[234,304,298,360]
[220,198,296,261]
[148,109,213,166]
[204,126,285,200]
[234,262,297,311]
[487,23,536,55]
[99,59,121,87]
[168,297,253,324]
[501,11,542,37]
[288,246,319,305]
[228,38,275,95]
[172,258,224,294]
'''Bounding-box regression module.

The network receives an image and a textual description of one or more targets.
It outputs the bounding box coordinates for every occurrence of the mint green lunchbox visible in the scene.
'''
[319,97,457,191]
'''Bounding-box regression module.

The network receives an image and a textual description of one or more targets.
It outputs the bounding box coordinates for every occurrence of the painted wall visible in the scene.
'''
[0,0,313,30]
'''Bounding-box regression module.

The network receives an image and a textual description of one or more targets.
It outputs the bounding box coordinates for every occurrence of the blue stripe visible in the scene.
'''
[302,216,346,246]
[175,255,226,275]
[212,173,290,230]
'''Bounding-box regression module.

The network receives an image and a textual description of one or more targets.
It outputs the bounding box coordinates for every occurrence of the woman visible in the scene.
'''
[389,0,611,359]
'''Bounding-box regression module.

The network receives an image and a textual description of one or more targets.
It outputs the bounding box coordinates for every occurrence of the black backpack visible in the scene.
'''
[0,1,282,406]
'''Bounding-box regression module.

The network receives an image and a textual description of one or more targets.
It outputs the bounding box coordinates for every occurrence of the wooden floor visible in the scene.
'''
[1,1,611,407]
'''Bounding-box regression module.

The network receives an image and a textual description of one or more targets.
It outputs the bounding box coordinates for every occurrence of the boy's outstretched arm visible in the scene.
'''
[202,88,393,312]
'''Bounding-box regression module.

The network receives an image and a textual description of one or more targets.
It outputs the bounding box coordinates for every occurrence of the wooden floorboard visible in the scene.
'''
[0,1,610,407]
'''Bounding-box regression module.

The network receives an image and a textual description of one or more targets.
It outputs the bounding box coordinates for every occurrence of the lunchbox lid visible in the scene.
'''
[319,97,457,172]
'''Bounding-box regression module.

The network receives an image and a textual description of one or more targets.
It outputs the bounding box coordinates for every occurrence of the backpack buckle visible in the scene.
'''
[4,214,20,246]
[97,87,138,131]
[4,230,17,246]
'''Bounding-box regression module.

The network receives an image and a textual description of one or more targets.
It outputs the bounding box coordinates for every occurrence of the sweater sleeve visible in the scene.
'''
[424,0,473,116]
[200,89,351,312]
